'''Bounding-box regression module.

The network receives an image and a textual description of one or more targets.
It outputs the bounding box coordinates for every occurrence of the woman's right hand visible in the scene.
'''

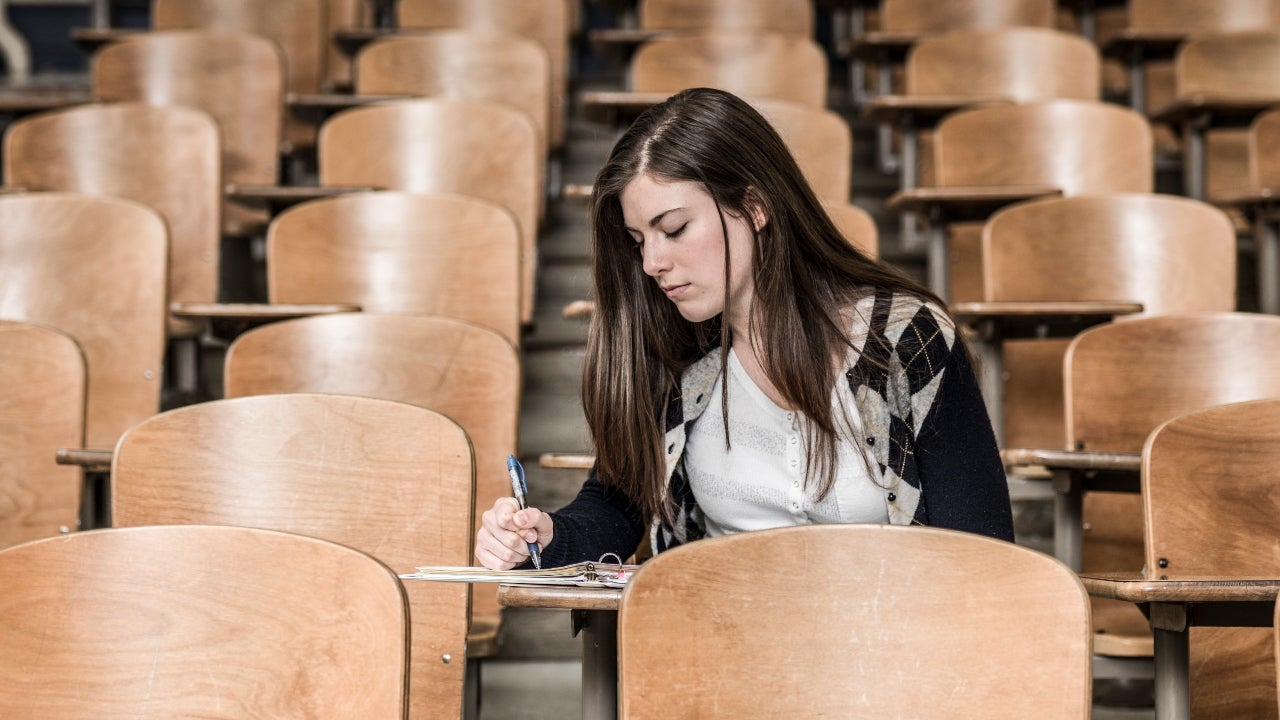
[475,497,555,570]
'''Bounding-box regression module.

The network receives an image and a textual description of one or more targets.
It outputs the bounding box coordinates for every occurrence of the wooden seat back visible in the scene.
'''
[397,0,570,151]
[750,97,852,201]
[0,524,408,718]
[222,313,519,636]
[1127,0,1280,33]
[0,193,167,449]
[935,99,1153,193]
[984,193,1237,448]
[0,320,84,548]
[152,0,325,148]
[110,393,471,720]
[879,0,1055,33]
[91,30,284,235]
[906,26,1100,100]
[619,524,1091,719]
[638,0,813,35]
[3,102,220,334]
[823,200,879,258]
[355,30,550,158]
[1249,106,1280,186]
[318,98,541,324]
[267,191,521,345]
[1143,398,1280,717]
[631,31,828,107]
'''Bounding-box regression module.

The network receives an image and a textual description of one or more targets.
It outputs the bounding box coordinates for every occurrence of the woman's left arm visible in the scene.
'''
[913,339,1016,541]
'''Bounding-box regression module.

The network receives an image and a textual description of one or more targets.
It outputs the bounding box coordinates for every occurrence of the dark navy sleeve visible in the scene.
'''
[536,469,647,567]
[913,344,1016,542]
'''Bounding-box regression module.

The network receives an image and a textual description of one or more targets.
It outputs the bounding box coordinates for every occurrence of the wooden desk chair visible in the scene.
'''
[3,102,219,349]
[1221,106,1280,314]
[983,193,1236,450]
[750,98,852,202]
[222,313,519,664]
[1065,312,1280,661]
[1149,29,1280,202]
[0,524,408,718]
[110,393,472,720]
[1141,398,1280,718]
[153,0,325,152]
[91,30,284,237]
[632,30,828,107]
[864,26,1100,185]
[889,99,1153,302]
[0,193,167,453]
[267,191,521,345]
[619,524,1092,719]
[397,0,570,153]
[354,31,551,161]
[317,98,541,324]
[589,0,815,60]
[0,320,84,548]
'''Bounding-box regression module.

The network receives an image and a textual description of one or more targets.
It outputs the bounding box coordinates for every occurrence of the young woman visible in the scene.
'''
[475,88,1013,570]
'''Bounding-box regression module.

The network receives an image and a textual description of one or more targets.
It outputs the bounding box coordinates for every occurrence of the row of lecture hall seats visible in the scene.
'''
[2,0,1280,718]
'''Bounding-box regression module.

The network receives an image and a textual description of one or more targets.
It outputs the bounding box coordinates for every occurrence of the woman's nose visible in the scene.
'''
[640,237,671,277]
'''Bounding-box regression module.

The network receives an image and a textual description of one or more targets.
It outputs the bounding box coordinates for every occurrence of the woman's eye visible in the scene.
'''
[666,224,687,238]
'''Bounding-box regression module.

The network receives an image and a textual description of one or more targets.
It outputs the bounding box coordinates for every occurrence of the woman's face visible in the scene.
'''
[620,172,762,327]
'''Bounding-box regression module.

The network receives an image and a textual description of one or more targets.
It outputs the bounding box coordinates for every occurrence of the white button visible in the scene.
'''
[788,436,798,445]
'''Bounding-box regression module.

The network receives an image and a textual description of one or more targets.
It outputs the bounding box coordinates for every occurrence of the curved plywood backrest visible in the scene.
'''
[906,26,1100,100]
[822,200,879,258]
[0,192,167,449]
[92,30,283,234]
[620,524,1091,719]
[631,31,828,107]
[356,30,550,157]
[397,0,570,149]
[639,0,814,35]
[750,97,852,201]
[317,98,541,323]
[267,191,521,344]
[982,193,1236,312]
[880,0,1055,33]
[1175,30,1280,98]
[111,393,471,719]
[0,525,408,718]
[0,320,85,548]
[935,99,1154,193]
[3,102,220,314]
[1128,0,1280,33]
[223,312,519,624]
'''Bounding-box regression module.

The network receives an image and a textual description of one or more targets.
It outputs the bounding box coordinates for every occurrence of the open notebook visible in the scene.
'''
[400,559,637,588]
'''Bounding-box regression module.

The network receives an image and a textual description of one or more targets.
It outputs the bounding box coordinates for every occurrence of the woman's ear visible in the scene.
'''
[744,188,769,232]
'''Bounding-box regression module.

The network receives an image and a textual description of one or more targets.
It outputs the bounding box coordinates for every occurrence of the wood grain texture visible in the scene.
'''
[1127,0,1280,34]
[752,98,853,202]
[906,26,1099,100]
[223,313,518,637]
[110,393,471,720]
[0,525,408,719]
[267,191,521,345]
[631,31,829,107]
[0,193,167,449]
[318,99,541,323]
[638,0,813,35]
[0,320,84,549]
[618,524,1091,719]
[880,0,1055,33]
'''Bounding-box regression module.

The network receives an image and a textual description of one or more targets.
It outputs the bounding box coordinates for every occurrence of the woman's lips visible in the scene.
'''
[662,283,690,299]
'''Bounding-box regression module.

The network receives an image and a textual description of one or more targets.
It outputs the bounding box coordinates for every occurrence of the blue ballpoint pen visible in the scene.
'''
[506,454,542,569]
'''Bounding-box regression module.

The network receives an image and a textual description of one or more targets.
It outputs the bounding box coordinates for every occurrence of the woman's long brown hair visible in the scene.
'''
[584,88,945,526]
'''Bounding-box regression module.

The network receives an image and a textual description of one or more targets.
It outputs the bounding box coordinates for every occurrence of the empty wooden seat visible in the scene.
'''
[317,98,541,323]
[631,31,828,107]
[3,102,220,341]
[638,0,813,35]
[0,524,408,718]
[1142,398,1280,717]
[879,0,1056,34]
[751,98,852,201]
[905,26,1100,100]
[267,191,521,345]
[355,30,551,161]
[91,30,284,235]
[0,319,84,548]
[111,393,472,720]
[0,192,167,450]
[620,524,1091,719]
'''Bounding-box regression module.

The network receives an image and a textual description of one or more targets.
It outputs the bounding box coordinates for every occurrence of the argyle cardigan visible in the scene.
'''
[540,289,1013,568]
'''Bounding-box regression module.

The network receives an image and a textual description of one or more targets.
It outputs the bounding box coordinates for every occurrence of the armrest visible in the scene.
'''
[55,447,112,472]
[587,27,669,50]
[169,302,360,337]
[562,183,593,201]
[1002,447,1141,493]
[539,452,595,470]
[69,26,143,52]
[952,301,1144,340]
[578,90,672,124]
[1215,186,1280,210]
[562,300,595,319]
[225,184,378,213]
[287,92,406,120]
[1099,29,1187,62]
[885,185,1062,217]
[1148,94,1279,127]
[860,94,1013,126]
[0,86,92,115]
